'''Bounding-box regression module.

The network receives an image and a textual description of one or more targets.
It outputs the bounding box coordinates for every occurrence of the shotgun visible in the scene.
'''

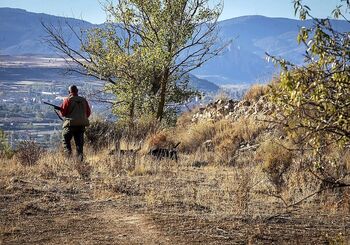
[43,101,61,110]
[43,101,63,121]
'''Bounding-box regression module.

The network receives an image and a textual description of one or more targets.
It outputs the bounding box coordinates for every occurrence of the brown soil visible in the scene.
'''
[1,175,349,245]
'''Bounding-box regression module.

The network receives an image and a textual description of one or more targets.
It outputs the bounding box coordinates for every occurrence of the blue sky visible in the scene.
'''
[0,0,343,24]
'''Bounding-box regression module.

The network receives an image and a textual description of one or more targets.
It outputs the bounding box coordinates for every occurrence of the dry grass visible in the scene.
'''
[175,110,197,128]
[175,120,216,153]
[1,136,349,244]
[172,113,267,165]
[255,139,294,192]
[2,140,347,216]
[212,117,267,164]
[1,111,348,218]
[243,84,270,102]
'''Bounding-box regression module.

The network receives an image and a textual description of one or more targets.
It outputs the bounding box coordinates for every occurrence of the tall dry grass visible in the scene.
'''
[243,84,270,102]
[175,120,216,153]
[1,136,349,216]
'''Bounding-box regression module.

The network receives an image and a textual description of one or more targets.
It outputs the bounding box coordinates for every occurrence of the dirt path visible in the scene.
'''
[1,176,349,244]
[0,177,173,245]
[97,208,172,244]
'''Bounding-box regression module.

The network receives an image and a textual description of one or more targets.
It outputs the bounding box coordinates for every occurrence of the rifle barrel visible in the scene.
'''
[43,101,61,110]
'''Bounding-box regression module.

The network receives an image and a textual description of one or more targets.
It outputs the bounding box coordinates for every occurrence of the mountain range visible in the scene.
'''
[1,7,350,85]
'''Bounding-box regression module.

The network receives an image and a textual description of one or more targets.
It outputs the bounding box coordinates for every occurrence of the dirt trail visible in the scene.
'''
[98,208,172,244]
[0,177,173,245]
[1,176,349,244]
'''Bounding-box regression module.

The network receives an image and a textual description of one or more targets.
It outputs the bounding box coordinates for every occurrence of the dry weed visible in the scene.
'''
[36,152,80,178]
[176,110,197,128]
[15,140,44,166]
[255,139,294,192]
[176,120,216,153]
[212,117,266,164]
[129,160,155,177]
[243,84,269,102]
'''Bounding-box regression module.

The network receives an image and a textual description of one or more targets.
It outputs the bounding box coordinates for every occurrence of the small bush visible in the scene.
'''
[15,141,44,166]
[256,139,294,192]
[85,119,122,151]
[130,114,161,140]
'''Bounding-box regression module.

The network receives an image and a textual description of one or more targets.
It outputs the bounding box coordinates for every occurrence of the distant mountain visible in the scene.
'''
[193,15,350,84]
[0,8,90,55]
[188,74,219,94]
[1,8,350,85]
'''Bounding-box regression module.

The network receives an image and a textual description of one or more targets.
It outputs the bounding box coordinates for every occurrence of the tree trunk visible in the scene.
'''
[128,93,135,129]
[156,69,169,121]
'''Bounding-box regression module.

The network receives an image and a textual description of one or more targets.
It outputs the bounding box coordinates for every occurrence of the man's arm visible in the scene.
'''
[60,98,70,117]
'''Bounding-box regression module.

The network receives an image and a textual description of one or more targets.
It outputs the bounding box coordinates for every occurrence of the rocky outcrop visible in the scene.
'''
[192,97,273,122]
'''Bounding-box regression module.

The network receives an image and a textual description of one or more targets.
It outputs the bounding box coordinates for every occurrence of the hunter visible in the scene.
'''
[60,85,91,161]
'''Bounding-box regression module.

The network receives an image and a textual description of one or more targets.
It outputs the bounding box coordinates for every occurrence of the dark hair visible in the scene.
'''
[69,85,78,94]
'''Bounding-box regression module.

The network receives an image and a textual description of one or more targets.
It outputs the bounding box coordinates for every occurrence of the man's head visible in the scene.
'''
[69,85,78,95]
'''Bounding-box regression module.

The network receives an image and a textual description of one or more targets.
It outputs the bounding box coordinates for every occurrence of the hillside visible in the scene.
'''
[1,8,349,84]
[1,86,349,243]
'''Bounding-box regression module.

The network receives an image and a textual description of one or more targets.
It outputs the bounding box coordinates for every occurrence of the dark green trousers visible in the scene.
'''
[62,126,85,161]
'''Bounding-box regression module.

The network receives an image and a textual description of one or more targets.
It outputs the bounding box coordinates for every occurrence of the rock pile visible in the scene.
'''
[192,97,273,122]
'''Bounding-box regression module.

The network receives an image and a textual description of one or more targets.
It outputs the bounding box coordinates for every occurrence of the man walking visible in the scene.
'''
[60,85,91,161]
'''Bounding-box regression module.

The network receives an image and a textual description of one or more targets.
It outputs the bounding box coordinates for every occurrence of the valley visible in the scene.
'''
[0,55,244,148]
[0,55,109,147]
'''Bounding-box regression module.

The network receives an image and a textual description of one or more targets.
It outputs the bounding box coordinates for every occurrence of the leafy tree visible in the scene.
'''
[268,0,350,157]
[43,0,225,125]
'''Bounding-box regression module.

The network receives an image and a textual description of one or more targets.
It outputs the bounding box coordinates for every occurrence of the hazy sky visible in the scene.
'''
[0,0,343,24]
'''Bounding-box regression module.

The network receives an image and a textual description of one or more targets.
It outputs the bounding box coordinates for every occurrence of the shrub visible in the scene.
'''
[125,114,161,141]
[85,119,122,151]
[243,84,269,102]
[15,140,44,166]
[0,129,13,159]
[256,139,294,192]
[269,2,350,162]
